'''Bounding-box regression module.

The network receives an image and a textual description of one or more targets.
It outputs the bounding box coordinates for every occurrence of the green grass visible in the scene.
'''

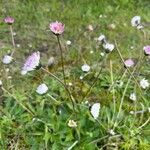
[0,0,150,149]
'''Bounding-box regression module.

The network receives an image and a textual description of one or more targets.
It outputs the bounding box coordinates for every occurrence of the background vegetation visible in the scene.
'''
[0,0,150,149]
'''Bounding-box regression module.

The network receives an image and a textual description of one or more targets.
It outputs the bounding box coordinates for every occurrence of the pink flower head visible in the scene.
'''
[21,51,40,75]
[143,45,150,55]
[124,59,135,68]
[4,16,15,25]
[49,21,64,35]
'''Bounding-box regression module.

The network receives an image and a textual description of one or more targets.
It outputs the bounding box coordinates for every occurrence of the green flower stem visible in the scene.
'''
[56,35,66,86]
[10,25,16,56]
[41,67,75,111]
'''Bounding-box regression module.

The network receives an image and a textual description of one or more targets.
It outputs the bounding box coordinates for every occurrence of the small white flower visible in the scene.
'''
[68,120,77,128]
[5,68,9,72]
[100,52,105,57]
[68,82,73,86]
[103,43,115,52]
[129,93,136,101]
[109,129,116,136]
[36,83,48,95]
[0,80,2,86]
[13,32,16,36]
[8,76,12,79]
[85,101,89,104]
[90,50,94,54]
[130,46,134,49]
[98,34,105,42]
[21,70,27,75]
[2,55,13,64]
[79,76,83,80]
[91,103,100,119]
[130,111,134,114]
[16,44,20,48]
[131,16,141,27]
[140,78,149,89]
[99,14,103,18]
[81,64,90,72]
[66,40,71,45]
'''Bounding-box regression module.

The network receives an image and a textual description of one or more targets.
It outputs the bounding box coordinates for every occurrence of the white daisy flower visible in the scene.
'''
[68,120,77,128]
[91,103,100,119]
[129,93,136,101]
[140,78,149,89]
[36,83,48,95]
[131,16,141,27]
[66,40,71,45]
[2,55,13,64]
[81,64,90,72]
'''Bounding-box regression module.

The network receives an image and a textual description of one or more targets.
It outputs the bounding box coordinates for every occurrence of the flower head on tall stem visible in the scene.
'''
[49,21,65,35]
[81,64,90,72]
[143,45,150,56]
[4,16,15,25]
[124,59,135,68]
[2,55,13,64]
[36,83,48,95]
[140,78,149,89]
[21,51,40,75]
[131,16,143,30]
[103,42,115,53]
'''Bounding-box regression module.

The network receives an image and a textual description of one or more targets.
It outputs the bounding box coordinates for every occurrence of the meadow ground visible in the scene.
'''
[0,0,150,149]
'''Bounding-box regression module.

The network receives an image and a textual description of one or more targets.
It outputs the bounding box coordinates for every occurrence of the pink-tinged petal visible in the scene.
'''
[143,45,150,55]
[124,59,135,68]
[22,51,40,73]
[4,16,15,25]
[49,21,65,35]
